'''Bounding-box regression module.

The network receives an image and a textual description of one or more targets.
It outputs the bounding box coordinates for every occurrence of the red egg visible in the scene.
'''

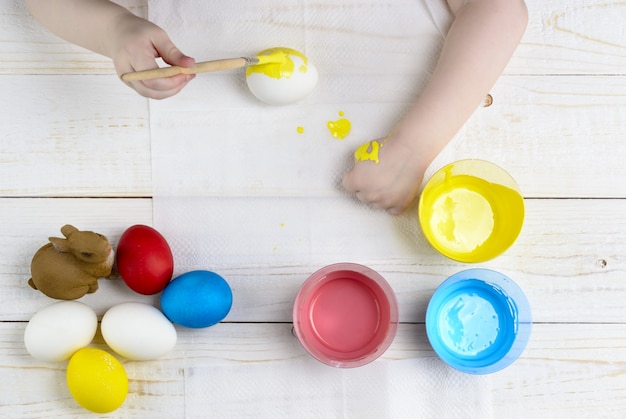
[116,225,174,295]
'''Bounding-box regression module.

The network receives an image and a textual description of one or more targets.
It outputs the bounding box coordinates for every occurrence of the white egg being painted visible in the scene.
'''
[246,47,318,105]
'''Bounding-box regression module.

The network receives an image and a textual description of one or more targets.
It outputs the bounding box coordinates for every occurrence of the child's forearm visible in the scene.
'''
[25,0,135,58]
[396,0,528,161]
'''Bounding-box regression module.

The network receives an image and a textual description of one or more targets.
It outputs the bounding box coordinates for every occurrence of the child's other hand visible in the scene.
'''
[341,136,428,215]
[111,14,195,99]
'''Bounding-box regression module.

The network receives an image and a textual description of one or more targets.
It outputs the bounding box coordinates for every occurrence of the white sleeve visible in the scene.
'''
[424,0,455,36]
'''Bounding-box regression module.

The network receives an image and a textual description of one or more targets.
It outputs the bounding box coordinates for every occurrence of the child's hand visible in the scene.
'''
[110,13,195,99]
[342,135,428,215]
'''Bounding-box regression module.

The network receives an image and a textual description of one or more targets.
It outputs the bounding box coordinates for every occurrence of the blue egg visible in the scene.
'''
[160,270,232,328]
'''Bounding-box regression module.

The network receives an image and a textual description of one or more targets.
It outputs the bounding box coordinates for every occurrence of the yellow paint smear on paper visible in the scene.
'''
[327,111,351,139]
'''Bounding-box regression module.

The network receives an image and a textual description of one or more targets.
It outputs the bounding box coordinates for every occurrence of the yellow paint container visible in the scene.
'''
[418,160,524,263]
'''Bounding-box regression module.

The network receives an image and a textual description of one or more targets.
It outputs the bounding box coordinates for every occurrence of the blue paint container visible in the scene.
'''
[426,268,531,374]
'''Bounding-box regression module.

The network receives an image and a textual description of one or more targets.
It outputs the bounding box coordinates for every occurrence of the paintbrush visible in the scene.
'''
[121,51,286,82]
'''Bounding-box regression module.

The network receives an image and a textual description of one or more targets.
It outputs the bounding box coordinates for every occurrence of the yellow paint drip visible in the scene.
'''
[327,111,351,139]
[246,47,309,80]
[354,140,381,163]
[419,173,524,262]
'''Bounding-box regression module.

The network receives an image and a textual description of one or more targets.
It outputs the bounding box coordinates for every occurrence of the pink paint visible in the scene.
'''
[293,263,398,368]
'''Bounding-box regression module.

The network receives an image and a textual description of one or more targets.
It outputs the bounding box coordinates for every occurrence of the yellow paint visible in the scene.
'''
[419,171,524,262]
[353,129,395,163]
[297,126,305,134]
[428,186,494,254]
[255,51,287,66]
[327,111,351,139]
[354,140,381,163]
[246,47,309,80]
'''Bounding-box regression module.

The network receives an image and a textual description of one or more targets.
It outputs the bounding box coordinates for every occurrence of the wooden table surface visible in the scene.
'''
[2,0,626,417]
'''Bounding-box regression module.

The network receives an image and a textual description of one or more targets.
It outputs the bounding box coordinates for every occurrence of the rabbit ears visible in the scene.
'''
[48,225,79,253]
[49,237,71,253]
[60,224,79,237]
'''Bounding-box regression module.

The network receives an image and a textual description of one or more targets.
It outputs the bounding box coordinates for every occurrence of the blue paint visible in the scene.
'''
[426,269,531,374]
[161,270,232,329]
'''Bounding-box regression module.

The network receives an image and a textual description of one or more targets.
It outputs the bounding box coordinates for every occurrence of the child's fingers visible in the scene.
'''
[341,168,359,193]
[140,73,195,92]
[151,31,195,68]
[132,74,195,100]
[160,45,195,68]
[118,52,195,99]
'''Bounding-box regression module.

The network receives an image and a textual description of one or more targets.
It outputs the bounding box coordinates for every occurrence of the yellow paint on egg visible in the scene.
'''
[246,47,310,79]
[297,126,305,134]
[354,140,381,163]
[327,111,351,139]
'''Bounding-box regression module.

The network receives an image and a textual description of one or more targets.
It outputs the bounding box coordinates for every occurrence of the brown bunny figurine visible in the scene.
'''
[28,225,114,300]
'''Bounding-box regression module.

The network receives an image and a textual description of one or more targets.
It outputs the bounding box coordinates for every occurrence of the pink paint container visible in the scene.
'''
[293,263,399,368]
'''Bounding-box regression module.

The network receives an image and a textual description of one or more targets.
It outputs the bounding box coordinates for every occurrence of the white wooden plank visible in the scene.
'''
[1,322,625,418]
[3,197,626,324]
[0,75,151,197]
[510,0,626,75]
[0,0,146,75]
[492,322,626,418]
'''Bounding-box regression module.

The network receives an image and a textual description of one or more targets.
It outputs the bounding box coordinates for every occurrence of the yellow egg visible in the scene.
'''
[66,348,128,413]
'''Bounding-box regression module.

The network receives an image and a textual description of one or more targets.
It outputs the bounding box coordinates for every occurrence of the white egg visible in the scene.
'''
[246,47,318,105]
[24,301,97,362]
[101,302,177,361]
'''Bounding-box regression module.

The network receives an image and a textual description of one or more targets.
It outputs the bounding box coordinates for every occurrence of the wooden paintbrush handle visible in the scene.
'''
[121,57,249,82]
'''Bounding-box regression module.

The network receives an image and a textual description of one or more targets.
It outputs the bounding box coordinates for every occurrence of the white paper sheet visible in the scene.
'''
[185,358,492,418]
[149,0,458,272]
[148,1,491,417]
